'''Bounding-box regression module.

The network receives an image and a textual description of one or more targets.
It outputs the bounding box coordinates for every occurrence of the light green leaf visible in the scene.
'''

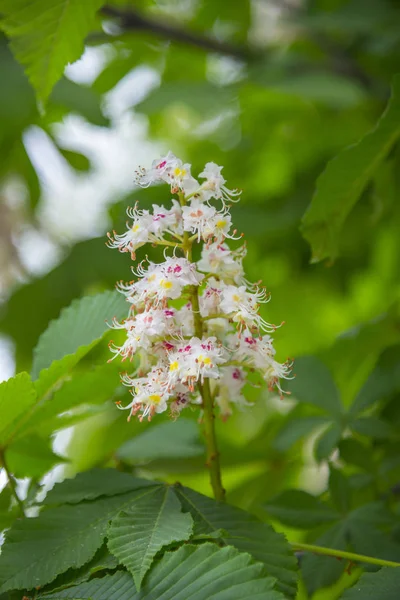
[0,0,104,103]
[108,487,193,590]
[29,363,121,436]
[32,291,127,380]
[5,434,66,478]
[286,356,342,416]
[265,490,339,529]
[341,567,400,599]
[301,75,400,262]
[40,544,285,599]
[0,487,159,593]
[116,419,204,462]
[0,372,37,446]
[44,468,156,505]
[176,486,297,598]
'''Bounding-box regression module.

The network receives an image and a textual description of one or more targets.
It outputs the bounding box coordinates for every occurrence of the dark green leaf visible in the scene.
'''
[0,487,160,593]
[329,467,351,514]
[41,544,285,599]
[315,423,342,461]
[116,419,204,462]
[341,567,400,599]
[301,523,347,594]
[287,356,342,416]
[265,489,339,529]
[44,469,155,505]
[176,486,298,598]
[350,416,391,438]
[273,416,330,452]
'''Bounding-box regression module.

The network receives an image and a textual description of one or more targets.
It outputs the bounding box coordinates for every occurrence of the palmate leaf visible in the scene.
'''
[175,486,298,598]
[0,372,36,446]
[43,469,156,506]
[107,487,193,590]
[0,0,104,103]
[0,487,159,593]
[40,544,286,600]
[341,567,400,600]
[32,291,127,380]
[301,74,400,263]
[265,490,340,529]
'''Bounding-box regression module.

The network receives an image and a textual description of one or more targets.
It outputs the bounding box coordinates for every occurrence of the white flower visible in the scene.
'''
[136,152,199,196]
[182,198,216,241]
[119,366,171,421]
[198,162,241,203]
[119,256,204,306]
[200,279,223,316]
[198,242,245,284]
[215,366,250,418]
[167,336,227,390]
[220,284,274,332]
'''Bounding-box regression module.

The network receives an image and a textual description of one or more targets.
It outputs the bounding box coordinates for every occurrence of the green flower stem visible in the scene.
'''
[179,193,225,502]
[0,449,25,516]
[291,541,400,568]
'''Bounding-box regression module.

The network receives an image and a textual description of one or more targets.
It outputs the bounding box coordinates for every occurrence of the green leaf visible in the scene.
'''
[301,523,347,594]
[30,363,121,435]
[44,469,156,505]
[301,74,400,262]
[40,546,119,594]
[287,356,342,416]
[265,490,339,529]
[341,567,400,599]
[338,438,373,471]
[31,290,127,380]
[350,416,391,438]
[176,486,298,598]
[5,434,66,478]
[0,488,19,531]
[0,0,104,103]
[329,467,351,514]
[107,487,193,590]
[41,544,286,599]
[0,487,160,593]
[273,416,330,452]
[315,423,342,461]
[0,372,37,446]
[59,148,91,172]
[116,419,204,462]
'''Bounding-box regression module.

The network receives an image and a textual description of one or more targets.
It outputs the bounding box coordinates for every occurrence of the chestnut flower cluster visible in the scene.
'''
[107,152,292,421]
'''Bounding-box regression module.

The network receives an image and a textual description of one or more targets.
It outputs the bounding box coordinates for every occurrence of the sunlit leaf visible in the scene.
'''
[301,75,400,262]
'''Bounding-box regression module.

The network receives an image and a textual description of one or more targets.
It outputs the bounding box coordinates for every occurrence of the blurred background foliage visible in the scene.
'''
[1,0,400,598]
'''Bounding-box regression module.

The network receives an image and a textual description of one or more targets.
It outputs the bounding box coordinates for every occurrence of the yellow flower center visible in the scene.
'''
[174,167,187,178]
[160,279,173,289]
[148,394,161,404]
[198,355,212,365]
[132,224,140,232]
[216,220,226,228]
[169,361,179,371]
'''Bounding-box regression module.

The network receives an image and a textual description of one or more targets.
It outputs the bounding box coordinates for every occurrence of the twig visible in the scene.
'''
[100,5,254,61]
[0,449,25,517]
[292,541,400,568]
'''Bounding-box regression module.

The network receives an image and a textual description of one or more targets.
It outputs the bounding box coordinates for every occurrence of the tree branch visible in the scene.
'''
[100,5,254,62]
